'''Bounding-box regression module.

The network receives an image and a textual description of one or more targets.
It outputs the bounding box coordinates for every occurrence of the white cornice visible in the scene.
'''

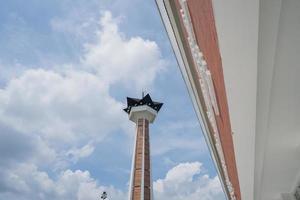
[129,105,158,124]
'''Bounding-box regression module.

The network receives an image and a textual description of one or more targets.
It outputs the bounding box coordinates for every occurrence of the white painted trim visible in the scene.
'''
[150,129,154,200]
[141,118,145,200]
[128,125,138,200]
[129,105,158,124]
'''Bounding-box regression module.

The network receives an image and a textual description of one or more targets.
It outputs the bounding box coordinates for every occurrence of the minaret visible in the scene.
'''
[124,94,163,200]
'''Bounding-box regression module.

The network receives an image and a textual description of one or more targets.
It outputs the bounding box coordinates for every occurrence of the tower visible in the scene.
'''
[124,94,163,200]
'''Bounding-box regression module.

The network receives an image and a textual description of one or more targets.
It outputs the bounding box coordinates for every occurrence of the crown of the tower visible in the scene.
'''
[123,94,163,123]
[123,94,163,114]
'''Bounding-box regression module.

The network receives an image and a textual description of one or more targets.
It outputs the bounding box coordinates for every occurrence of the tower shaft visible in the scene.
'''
[124,94,162,200]
[130,118,152,200]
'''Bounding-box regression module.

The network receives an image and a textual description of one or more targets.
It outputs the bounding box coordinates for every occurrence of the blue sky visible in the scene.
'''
[0,1,225,199]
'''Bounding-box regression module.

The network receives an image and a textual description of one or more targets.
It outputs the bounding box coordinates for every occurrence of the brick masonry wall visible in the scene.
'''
[131,118,151,200]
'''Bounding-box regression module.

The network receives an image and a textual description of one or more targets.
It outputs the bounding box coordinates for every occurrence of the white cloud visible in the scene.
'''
[66,143,95,163]
[0,161,224,200]
[0,9,168,199]
[0,9,166,146]
[154,162,225,200]
[82,11,166,90]
[0,163,126,200]
[0,121,56,168]
[0,10,166,171]
[0,69,125,147]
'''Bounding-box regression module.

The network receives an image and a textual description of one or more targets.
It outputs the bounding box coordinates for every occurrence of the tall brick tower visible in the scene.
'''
[124,94,163,200]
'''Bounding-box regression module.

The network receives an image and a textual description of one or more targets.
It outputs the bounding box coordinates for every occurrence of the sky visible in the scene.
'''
[0,1,226,200]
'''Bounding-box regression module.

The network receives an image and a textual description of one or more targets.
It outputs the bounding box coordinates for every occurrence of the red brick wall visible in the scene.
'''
[131,118,151,200]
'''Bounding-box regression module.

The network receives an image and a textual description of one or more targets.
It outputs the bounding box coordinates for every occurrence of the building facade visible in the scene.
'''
[156,0,300,199]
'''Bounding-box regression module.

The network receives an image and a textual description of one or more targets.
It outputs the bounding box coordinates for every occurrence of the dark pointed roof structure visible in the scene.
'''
[123,94,163,114]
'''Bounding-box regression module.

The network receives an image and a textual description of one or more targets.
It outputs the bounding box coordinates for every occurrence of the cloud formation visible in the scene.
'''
[0,163,126,200]
[0,10,167,199]
[154,162,225,200]
[0,10,165,166]
[82,11,166,90]
[0,161,223,200]
[0,69,124,144]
